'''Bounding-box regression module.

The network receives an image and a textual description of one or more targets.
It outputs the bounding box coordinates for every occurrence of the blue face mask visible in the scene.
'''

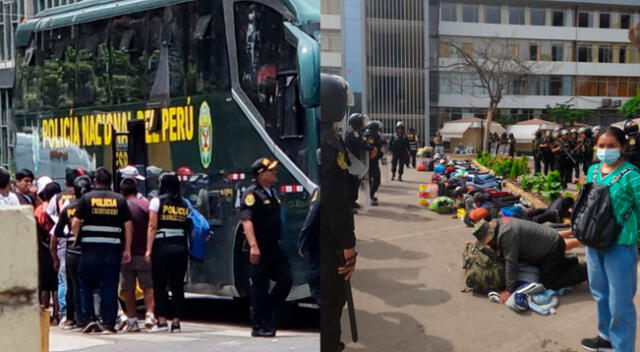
[596,148,621,164]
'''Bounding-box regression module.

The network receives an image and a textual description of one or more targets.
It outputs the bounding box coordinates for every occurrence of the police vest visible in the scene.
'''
[79,190,127,246]
[407,134,418,149]
[155,196,190,246]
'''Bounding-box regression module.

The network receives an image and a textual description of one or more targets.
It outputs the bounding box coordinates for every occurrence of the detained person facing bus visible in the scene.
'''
[145,173,190,333]
[580,127,640,352]
[241,157,293,338]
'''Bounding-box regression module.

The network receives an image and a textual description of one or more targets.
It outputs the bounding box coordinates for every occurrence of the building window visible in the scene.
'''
[578,44,592,62]
[321,0,341,15]
[620,14,631,29]
[462,42,474,57]
[530,41,538,60]
[509,7,525,25]
[599,13,610,28]
[578,12,593,27]
[551,43,563,61]
[321,30,342,52]
[485,5,501,24]
[509,42,519,60]
[620,45,627,64]
[550,76,563,95]
[552,11,564,26]
[439,42,450,58]
[462,4,479,23]
[598,44,613,63]
[530,8,546,26]
[441,3,457,22]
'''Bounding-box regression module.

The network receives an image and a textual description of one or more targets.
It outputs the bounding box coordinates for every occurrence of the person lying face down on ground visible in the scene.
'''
[472,217,588,304]
[520,197,574,224]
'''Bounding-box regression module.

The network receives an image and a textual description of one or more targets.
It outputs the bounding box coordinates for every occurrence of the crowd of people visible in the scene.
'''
[0,165,204,334]
[488,132,517,158]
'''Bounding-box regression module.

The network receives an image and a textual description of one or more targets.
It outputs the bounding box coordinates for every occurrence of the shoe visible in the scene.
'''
[391,176,395,180]
[371,196,378,202]
[81,321,103,334]
[251,326,275,337]
[101,325,117,335]
[353,203,361,209]
[371,200,378,206]
[581,336,613,351]
[124,319,140,333]
[398,177,403,182]
[60,320,76,330]
[170,321,181,333]
[351,208,358,214]
[144,312,157,329]
[150,323,169,333]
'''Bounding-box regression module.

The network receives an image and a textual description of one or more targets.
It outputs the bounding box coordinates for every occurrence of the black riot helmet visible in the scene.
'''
[73,175,93,199]
[320,74,349,125]
[348,113,366,130]
[534,130,542,138]
[624,119,639,135]
[583,127,593,137]
[365,120,382,133]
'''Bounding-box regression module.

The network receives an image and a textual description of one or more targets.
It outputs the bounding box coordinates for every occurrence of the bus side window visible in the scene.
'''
[75,20,109,107]
[109,14,148,104]
[14,40,38,113]
[278,75,305,138]
[41,28,74,110]
[148,6,187,100]
[186,0,230,96]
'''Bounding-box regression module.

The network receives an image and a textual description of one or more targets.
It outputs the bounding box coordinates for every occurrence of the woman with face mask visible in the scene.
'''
[581,126,640,352]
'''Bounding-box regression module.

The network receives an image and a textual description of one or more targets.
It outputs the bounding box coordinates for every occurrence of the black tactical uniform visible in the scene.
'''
[54,199,82,326]
[151,194,191,325]
[406,130,419,168]
[390,124,410,181]
[623,120,640,168]
[240,160,292,337]
[542,133,555,174]
[76,184,131,331]
[345,113,373,209]
[532,132,543,175]
[553,133,575,189]
[320,74,356,352]
[365,121,385,204]
[582,129,595,175]
[298,191,320,304]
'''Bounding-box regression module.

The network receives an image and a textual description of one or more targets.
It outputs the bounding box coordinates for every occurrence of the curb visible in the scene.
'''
[471,160,549,209]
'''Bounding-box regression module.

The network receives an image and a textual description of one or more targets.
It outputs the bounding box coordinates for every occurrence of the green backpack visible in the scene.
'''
[462,242,505,293]
[428,196,456,214]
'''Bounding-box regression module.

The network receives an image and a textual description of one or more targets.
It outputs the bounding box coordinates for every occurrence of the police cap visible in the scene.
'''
[251,157,279,176]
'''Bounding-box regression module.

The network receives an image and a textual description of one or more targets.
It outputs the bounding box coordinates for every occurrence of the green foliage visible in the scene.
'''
[476,153,530,180]
[620,89,640,118]
[545,102,594,127]
[519,171,563,201]
[540,171,562,201]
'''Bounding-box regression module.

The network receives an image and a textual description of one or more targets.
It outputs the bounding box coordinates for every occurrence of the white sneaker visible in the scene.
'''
[144,312,157,329]
[124,319,141,333]
[149,323,169,333]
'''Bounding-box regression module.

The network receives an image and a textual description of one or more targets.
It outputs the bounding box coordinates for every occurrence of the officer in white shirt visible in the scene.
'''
[0,166,20,206]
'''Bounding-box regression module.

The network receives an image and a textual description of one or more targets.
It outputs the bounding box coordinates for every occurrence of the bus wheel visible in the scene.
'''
[233,224,251,297]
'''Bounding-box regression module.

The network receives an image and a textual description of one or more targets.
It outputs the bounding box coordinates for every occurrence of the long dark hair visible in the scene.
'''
[158,173,181,201]
[599,126,628,148]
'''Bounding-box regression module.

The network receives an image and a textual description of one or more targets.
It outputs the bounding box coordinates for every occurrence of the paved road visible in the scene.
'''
[342,166,640,352]
[50,296,319,351]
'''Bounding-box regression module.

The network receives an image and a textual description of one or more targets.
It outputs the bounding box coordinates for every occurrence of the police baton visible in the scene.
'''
[338,251,358,342]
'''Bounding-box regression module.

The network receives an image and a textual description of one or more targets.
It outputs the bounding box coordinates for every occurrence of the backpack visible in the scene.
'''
[462,242,505,293]
[183,198,212,261]
[428,196,456,214]
[571,165,635,250]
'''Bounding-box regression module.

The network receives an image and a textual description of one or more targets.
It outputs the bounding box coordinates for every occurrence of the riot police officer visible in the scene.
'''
[570,128,582,179]
[390,121,410,181]
[365,120,385,206]
[345,113,373,211]
[552,129,575,189]
[72,167,133,333]
[240,157,292,337]
[532,130,544,174]
[581,127,595,175]
[542,130,555,174]
[623,119,640,168]
[406,128,419,168]
[320,74,357,352]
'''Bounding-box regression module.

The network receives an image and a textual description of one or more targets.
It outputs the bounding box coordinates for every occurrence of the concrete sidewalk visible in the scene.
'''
[342,166,640,352]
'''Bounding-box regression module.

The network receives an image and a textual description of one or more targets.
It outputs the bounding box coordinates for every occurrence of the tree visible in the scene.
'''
[442,38,536,151]
[545,102,594,127]
[620,89,640,118]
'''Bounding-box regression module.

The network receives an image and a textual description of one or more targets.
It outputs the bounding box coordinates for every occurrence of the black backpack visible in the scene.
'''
[571,165,635,250]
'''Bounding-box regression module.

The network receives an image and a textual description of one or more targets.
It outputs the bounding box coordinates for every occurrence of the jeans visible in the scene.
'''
[57,259,67,319]
[78,245,122,328]
[586,244,638,352]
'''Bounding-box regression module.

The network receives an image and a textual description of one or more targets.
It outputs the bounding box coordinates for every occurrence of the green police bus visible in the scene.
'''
[12,0,320,301]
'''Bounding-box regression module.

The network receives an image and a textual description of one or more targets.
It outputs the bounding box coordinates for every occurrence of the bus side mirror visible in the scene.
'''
[284,23,319,108]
